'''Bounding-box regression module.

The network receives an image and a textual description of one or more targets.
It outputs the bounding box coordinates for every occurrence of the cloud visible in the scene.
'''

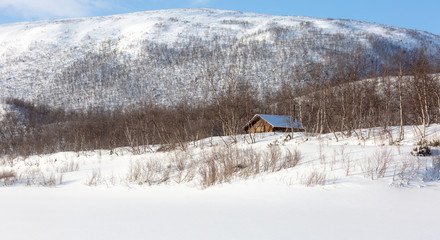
[0,0,111,19]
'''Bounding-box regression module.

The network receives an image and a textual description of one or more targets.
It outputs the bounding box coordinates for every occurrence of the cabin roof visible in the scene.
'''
[245,114,304,130]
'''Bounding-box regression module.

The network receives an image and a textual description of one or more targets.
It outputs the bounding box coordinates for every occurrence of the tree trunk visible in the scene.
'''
[398,63,404,141]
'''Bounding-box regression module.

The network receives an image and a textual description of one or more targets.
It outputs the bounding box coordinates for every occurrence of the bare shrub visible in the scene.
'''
[330,150,337,171]
[40,173,61,187]
[361,148,393,180]
[336,145,353,175]
[156,144,175,152]
[235,148,256,179]
[106,172,117,187]
[17,166,64,186]
[268,145,281,172]
[361,157,374,179]
[393,161,414,186]
[171,151,187,172]
[250,149,262,175]
[170,151,197,184]
[126,156,180,185]
[283,148,301,169]
[0,156,15,167]
[340,149,353,176]
[319,140,326,165]
[231,147,261,178]
[160,167,171,184]
[23,168,41,186]
[56,160,80,173]
[181,161,197,183]
[262,151,270,173]
[217,146,237,183]
[85,169,102,186]
[198,159,219,188]
[127,160,142,183]
[302,170,326,187]
[196,144,303,188]
[338,146,346,164]
[262,145,282,172]
[374,148,392,178]
[343,158,352,176]
[243,132,257,144]
[125,143,303,189]
[170,151,191,183]
[0,169,17,186]
[197,145,238,187]
[127,159,168,186]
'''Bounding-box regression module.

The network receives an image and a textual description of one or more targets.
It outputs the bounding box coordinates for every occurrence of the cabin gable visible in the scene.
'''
[248,118,274,133]
[243,114,305,133]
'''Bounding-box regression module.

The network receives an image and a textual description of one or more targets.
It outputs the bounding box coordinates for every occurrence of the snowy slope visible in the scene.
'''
[2,124,440,188]
[0,8,431,55]
[1,124,440,239]
[0,8,439,110]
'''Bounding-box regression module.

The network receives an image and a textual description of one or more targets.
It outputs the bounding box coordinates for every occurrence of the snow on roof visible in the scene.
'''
[255,114,304,129]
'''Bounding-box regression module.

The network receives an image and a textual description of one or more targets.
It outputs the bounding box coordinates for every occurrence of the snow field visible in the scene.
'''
[1,125,440,188]
[1,125,440,239]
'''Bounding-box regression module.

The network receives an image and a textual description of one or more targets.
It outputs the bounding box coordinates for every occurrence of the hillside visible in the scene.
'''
[1,8,440,110]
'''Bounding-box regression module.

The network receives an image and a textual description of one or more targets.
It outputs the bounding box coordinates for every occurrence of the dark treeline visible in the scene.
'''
[0,46,439,157]
[0,84,258,157]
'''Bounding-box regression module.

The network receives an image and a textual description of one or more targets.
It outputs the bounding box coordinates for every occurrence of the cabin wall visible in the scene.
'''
[248,119,273,133]
[273,127,305,132]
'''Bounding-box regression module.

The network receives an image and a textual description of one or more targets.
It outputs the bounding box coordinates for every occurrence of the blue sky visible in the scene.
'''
[0,0,439,35]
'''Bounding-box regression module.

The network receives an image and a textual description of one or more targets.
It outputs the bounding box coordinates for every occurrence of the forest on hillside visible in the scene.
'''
[3,19,439,111]
[1,43,439,157]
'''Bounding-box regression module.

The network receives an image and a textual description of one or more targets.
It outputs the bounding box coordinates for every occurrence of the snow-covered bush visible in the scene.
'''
[0,169,17,186]
[411,145,431,156]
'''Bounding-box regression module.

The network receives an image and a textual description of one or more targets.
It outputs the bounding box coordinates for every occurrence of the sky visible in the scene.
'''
[0,0,439,35]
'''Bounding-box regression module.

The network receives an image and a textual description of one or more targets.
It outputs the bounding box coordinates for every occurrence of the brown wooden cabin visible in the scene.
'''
[243,114,305,133]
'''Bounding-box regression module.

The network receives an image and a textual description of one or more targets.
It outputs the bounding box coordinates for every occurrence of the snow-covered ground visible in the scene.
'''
[2,179,439,240]
[1,125,440,239]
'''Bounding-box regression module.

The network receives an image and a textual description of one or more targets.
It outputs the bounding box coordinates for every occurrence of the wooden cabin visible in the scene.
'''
[243,114,305,133]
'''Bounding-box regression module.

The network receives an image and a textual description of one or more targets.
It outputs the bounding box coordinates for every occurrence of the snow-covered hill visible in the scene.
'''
[1,8,434,55]
[1,8,439,110]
